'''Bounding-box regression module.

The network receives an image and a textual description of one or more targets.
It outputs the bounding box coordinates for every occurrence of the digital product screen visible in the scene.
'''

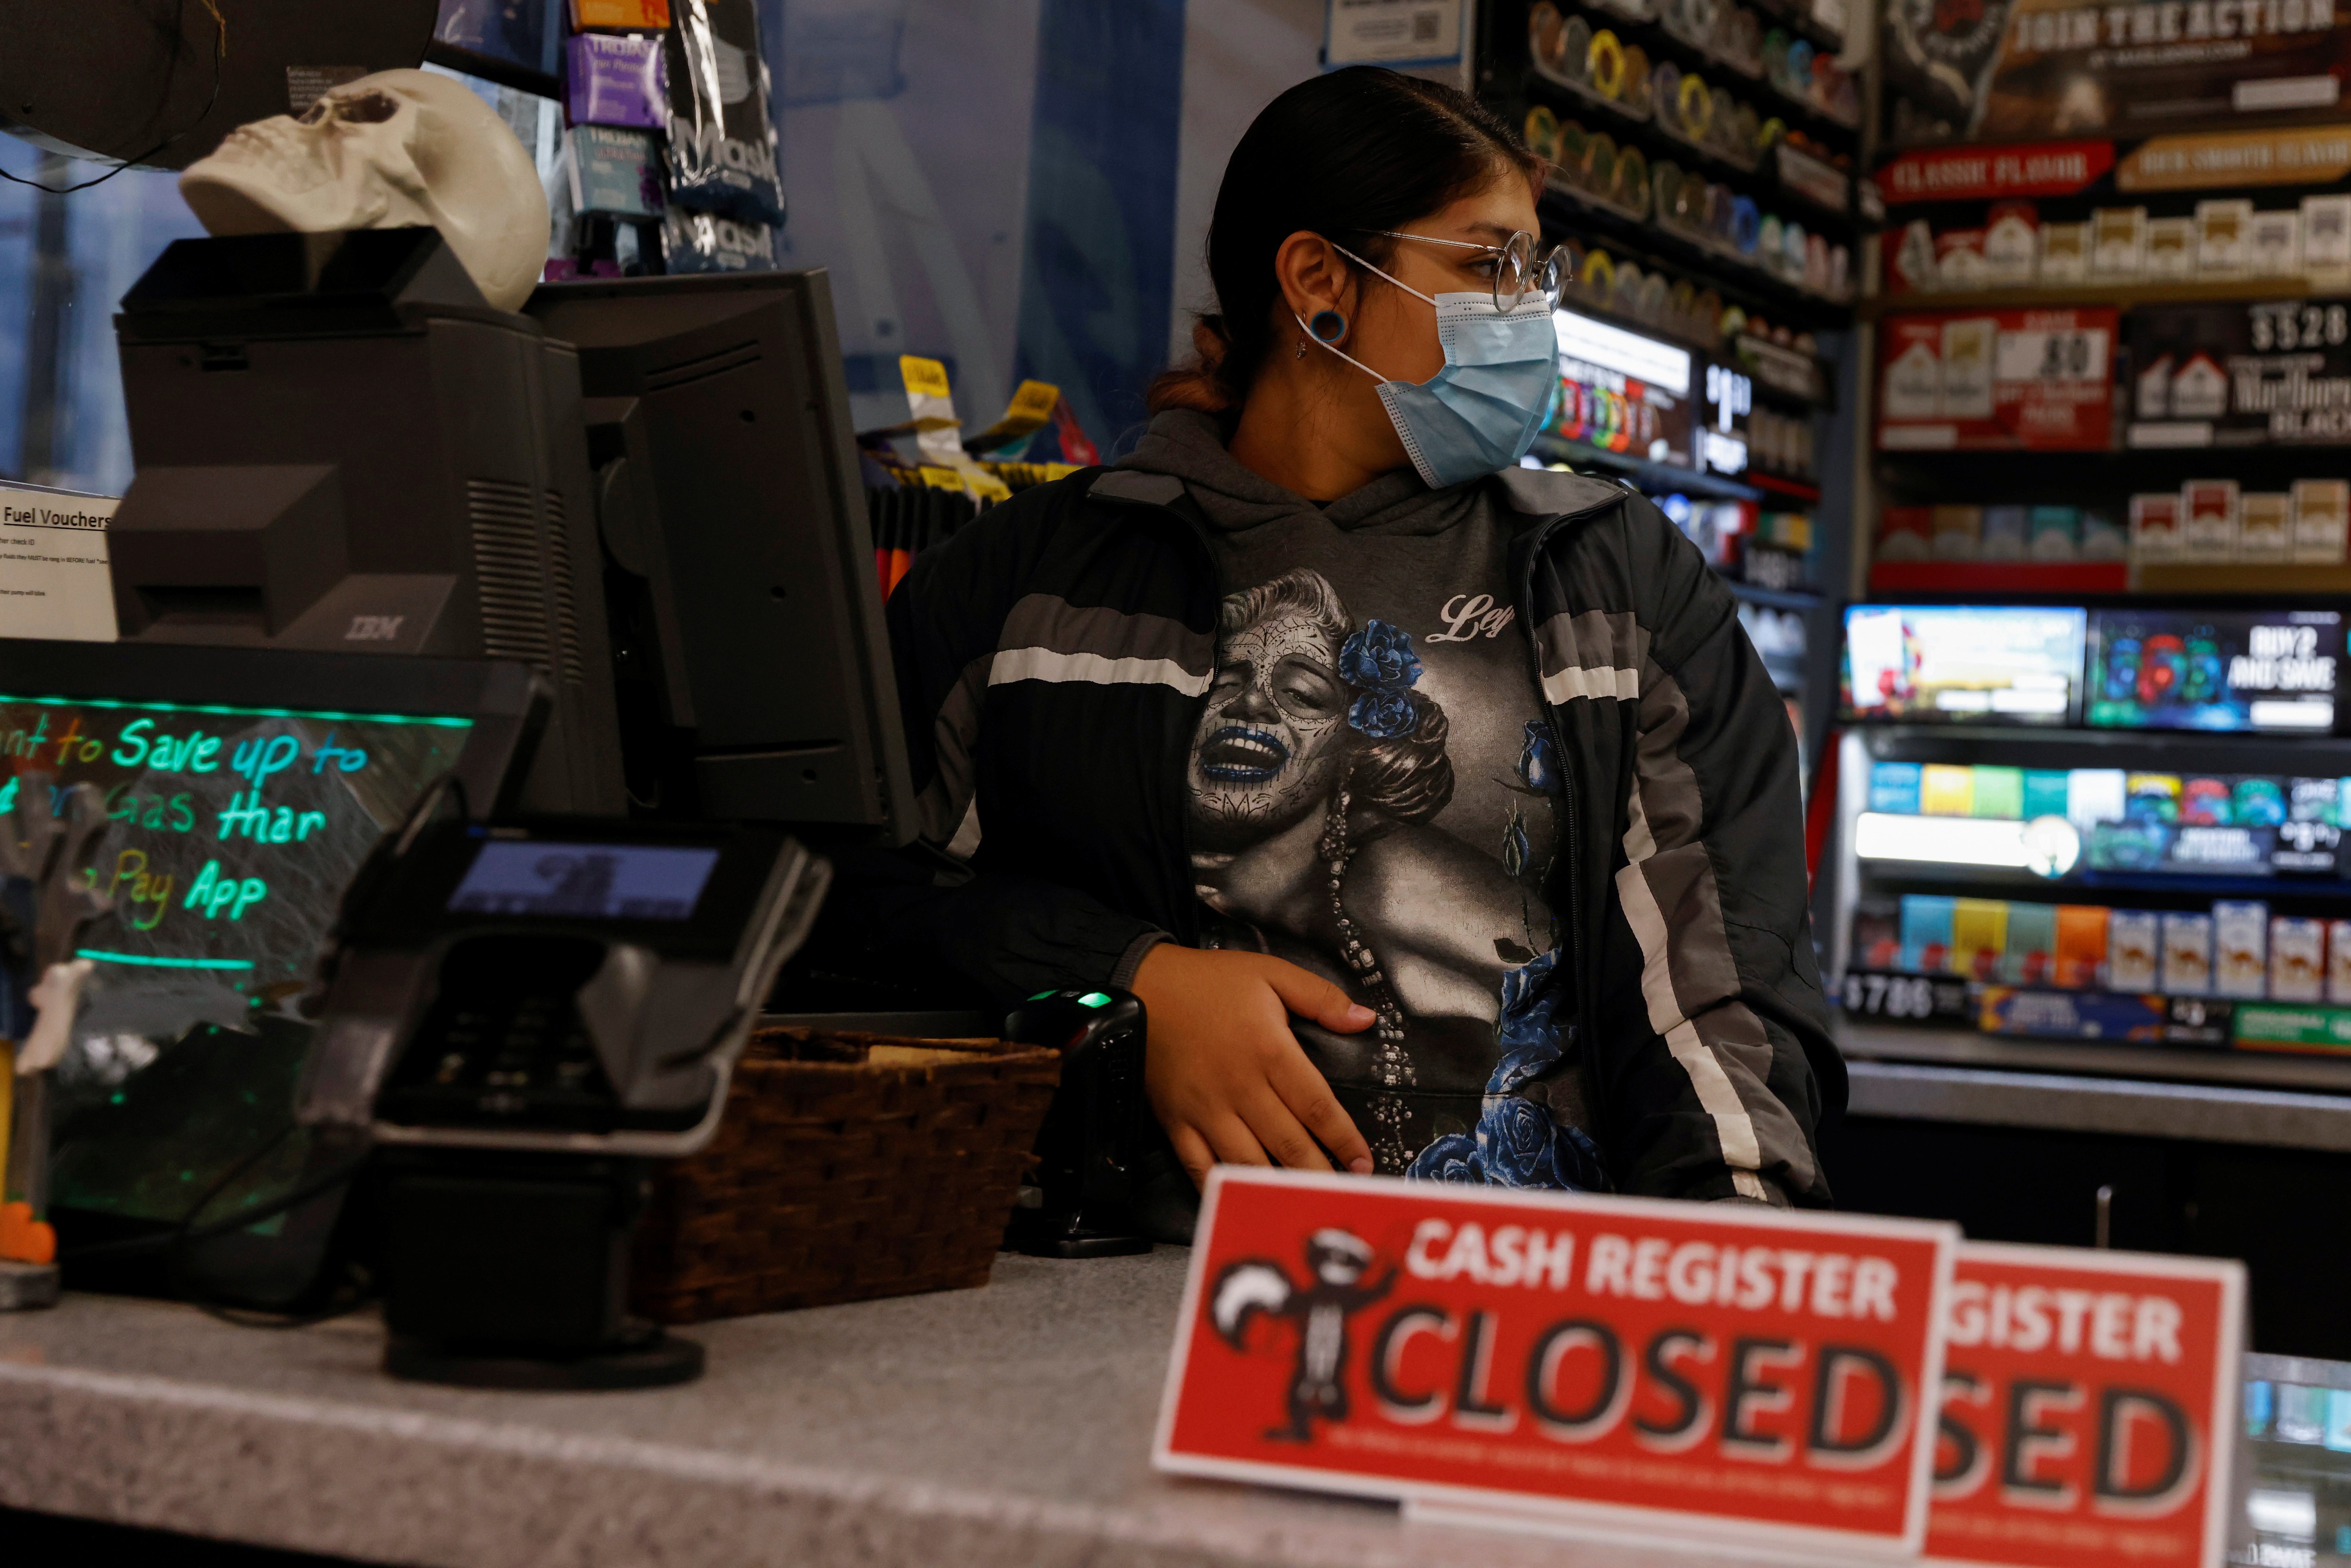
[450,840,720,921]
[2087,609,2339,732]
[1551,307,1696,467]
[1841,605,2086,724]
[1,693,473,1221]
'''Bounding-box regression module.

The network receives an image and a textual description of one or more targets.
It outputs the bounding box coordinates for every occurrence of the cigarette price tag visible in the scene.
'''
[1878,309,2117,451]
[1155,1168,1959,1561]
[1928,1244,2244,1568]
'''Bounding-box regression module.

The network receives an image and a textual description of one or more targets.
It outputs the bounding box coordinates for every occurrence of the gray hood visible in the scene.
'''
[1114,408,1484,539]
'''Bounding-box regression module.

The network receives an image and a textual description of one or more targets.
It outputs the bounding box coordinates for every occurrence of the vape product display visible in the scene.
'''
[1842,605,2086,725]
[2087,609,2340,734]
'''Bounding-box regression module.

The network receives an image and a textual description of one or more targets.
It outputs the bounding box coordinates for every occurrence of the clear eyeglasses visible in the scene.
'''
[1361,228,1567,313]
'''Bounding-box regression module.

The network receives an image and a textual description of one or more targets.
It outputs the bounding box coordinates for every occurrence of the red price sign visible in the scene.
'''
[1929,1244,2245,1568]
[1155,1168,1959,1560]
[1878,309,2117,452]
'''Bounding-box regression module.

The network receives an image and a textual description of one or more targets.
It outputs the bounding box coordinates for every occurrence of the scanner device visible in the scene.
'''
[299,811,829,1387]
[1002,988,1152,1259]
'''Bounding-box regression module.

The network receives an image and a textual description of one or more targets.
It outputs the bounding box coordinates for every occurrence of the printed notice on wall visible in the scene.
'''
[0,480,118,642]
[1326,0,1463,66]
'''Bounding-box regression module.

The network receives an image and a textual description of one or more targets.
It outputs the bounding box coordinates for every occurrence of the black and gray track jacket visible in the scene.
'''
[830,462,1843,1206]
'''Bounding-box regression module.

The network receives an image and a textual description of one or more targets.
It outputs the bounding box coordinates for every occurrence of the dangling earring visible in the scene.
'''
[1295,338,1307,359]
[1308,308,1348,345]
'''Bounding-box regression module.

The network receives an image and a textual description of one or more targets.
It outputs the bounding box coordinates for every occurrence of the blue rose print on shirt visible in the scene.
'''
[1404,948,1607,1192]
[1339,620,1426,740]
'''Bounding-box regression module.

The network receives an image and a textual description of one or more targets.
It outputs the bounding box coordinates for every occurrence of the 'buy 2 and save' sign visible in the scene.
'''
[1154,1168,1960,1560]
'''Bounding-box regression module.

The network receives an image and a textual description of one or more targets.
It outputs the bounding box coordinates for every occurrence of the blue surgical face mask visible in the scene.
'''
[1300,246,1561,489]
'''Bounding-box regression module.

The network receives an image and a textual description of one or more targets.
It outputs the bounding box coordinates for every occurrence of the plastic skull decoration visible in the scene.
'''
[179,69,547,311]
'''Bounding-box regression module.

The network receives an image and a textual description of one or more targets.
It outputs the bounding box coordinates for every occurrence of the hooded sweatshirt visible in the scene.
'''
[1114,409,1600,1187]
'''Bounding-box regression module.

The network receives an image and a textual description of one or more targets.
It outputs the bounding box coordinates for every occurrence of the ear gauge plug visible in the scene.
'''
[1309,308,1348,344]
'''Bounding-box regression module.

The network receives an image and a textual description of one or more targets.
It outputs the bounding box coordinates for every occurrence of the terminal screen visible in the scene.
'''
[449,840,719,922]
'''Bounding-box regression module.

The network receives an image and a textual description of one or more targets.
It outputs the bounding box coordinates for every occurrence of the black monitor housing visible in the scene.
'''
[104,232,914,844]
[522,272,913,841]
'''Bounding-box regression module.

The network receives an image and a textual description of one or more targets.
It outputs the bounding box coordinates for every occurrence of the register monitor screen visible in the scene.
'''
[1841,605,2087,726]
[3,639,544,1244]
[2086,608,2341,733]
[522,270,917,843]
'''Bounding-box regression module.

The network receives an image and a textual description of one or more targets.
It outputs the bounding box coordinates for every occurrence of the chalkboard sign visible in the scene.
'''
[2,690,472,1221]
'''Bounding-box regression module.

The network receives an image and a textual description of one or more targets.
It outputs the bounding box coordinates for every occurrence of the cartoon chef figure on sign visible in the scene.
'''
[1211,1229,1394,1442]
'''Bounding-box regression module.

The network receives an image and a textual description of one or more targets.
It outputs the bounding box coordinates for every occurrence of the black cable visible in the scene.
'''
[0,0,228,196]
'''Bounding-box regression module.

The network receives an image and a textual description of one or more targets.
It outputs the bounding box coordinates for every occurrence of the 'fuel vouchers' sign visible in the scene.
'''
[1154,1169,1959,1559]
[1927,1244,2245,1568]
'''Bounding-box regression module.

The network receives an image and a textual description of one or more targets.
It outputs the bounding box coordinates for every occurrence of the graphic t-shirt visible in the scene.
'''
[1117,411,1603,1190]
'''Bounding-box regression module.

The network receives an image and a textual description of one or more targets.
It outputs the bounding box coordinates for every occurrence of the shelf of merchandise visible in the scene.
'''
[1829,717,2351,1094]
[1862,275,2351,318]
[1484,0,1860,788]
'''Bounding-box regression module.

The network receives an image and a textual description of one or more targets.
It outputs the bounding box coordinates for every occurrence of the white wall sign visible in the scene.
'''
[0,481,119,643]
[1325,0,1464,67]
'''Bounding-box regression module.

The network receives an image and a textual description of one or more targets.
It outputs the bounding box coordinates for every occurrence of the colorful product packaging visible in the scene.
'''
[2214,901,2270,999]
[2305,194,2351,269]
[2293,479,2351,565]
[2055,904,2109,989]
[2249,209,2302,275]
[1929,505,1981,561]
[2021,769,2070,820]
[566,33,669,129]
[2239,492,2292,560]
[2038,220,2090,282]
[1901,894,1956,973]
[2002,902,2057,985]
[566,124,663,218]
[664,0,785,224]
[2127,773,2183,821]
[2027,506,2078,560]
[1952,898,2009,980]
[2145,214,2198,277]
[2181,776,2233,825]
[2129,492,2182,559]
[1920,763,1975,816]
[2066,768,2127,827]
[2183,479,2240,560]
[1982,201,2038,284]
[2195,198,2254,274]
[2291,777,2341,824]
[1979,505,2029,561]
[2079,508,2127,559]
[1868,761,1923,814]
[2272,917,2327,1003]
[659,208,777,273]
[2092,206,2147,275]
[1877,505,1932,560]
[1850,900,1902,969]
[2330,920,2351,1004]
[2110,909,2161,990]
[1970,765,2023,819]
[2162,910,2214,996]
[572,0,670,24]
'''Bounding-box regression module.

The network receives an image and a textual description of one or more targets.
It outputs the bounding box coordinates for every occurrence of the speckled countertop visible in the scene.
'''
[0,1249,1792,1568]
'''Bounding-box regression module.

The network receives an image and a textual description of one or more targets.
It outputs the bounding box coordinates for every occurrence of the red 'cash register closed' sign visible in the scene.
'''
[1928,1244,2245,1568]
[1154,1168,1959,1559]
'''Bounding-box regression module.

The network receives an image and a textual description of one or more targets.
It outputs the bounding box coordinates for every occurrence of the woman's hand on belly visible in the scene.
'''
[1133,944,1378,1187]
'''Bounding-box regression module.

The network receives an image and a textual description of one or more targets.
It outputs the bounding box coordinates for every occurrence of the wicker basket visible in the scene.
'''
[629,1027,1062,1324]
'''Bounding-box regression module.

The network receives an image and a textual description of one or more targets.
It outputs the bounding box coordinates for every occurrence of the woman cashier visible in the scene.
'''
[828,67,1841,1223]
